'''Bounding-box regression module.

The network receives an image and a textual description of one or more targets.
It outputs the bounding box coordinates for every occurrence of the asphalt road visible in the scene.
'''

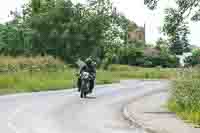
[0,80,170,133]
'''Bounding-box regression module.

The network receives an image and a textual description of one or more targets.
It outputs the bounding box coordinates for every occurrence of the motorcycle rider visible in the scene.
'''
[77,57,96,93]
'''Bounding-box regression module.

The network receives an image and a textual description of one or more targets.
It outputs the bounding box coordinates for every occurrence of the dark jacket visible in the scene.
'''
[80,64,96,75]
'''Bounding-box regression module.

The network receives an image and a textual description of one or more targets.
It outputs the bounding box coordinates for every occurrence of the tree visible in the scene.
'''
[170,34,184,55]
[145,0,200,21]
[0,0,129,64]
[145,0,194,55]
[181,24,191,53]
[31,0,41,15]
[167,22,191,55]
[156,37,169,50]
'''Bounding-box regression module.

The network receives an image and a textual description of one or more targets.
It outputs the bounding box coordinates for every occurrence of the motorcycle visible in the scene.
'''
[75,59,96,98]
[79,71,94,98]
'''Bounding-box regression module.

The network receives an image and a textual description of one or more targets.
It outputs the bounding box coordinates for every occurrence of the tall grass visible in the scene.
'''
[0,56,70,94]
[168,68,200,126]
[0,56,67,72]
[108,64,177,79]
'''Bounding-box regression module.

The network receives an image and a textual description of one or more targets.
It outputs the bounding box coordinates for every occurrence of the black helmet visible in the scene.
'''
[85,57,92,65]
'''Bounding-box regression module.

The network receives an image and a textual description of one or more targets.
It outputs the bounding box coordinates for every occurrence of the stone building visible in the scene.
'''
[128,22,145,43]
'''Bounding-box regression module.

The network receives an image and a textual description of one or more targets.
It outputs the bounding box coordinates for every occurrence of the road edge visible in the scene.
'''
[122,90,169,133]
[123,104,160,133]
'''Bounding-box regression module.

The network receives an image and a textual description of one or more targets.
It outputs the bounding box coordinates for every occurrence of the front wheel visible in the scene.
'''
[80,80,88,98]
[80,89,87,98]
[80,90,84,98]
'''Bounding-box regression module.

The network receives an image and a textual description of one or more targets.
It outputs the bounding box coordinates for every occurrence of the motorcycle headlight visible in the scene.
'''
[82,72,89,79]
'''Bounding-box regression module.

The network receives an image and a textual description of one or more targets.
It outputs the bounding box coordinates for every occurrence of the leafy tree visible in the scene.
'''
[0,0,128,64]
[0,0,182,68]
[155,37,169,50]
[145,0,193,55]
[163,8,191,55]
[145,0,200,21]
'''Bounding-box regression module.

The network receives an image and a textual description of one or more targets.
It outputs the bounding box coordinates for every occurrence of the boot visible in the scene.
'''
[88,88,93,93]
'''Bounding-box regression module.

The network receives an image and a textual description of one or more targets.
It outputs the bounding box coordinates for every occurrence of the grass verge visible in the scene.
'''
[167,69,200,126]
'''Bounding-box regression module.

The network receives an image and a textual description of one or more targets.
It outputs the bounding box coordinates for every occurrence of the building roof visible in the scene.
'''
[143,47,160,57]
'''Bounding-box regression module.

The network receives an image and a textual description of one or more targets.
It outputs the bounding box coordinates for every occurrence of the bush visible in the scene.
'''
[114,44,179,68]
[143,60,153,67]
[142,54,179,68]
[118,45,144,66]
[101,57,111,70]
[185,50,200,66]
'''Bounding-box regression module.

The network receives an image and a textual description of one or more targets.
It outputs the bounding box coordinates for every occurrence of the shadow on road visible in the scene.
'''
[85,96,96,99]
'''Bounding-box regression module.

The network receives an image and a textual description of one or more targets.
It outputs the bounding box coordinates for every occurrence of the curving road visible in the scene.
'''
[0,80,170,133]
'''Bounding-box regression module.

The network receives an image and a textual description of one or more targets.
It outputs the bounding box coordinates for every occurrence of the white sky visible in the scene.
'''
[0,0,200,46]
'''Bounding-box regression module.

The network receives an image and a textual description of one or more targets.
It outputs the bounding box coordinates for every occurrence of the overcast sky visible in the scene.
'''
[0,0,200,46]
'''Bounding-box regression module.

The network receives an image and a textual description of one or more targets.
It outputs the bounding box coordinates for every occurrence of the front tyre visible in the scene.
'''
[80,80,87,98]
[80,88,87,98]
[80,90,84,98]
[84,91,87,98]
